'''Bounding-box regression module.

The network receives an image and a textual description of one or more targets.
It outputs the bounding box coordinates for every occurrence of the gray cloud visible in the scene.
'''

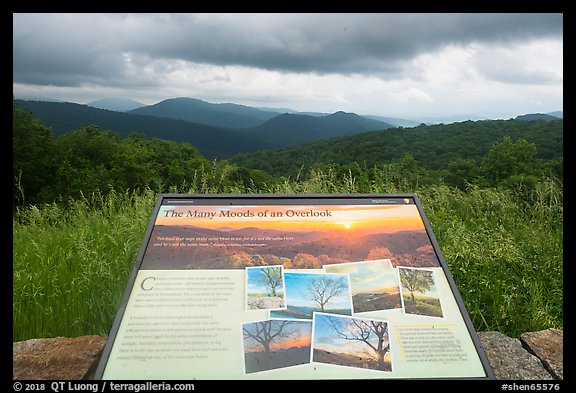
[13,13,563,87]
[130,13,563,71]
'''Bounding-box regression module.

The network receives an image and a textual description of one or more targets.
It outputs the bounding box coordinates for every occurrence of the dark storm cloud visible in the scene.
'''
[13,13,563,87]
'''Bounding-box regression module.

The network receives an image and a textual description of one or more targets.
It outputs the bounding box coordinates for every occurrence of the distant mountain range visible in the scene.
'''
[14,99,266,158]
[15,98,394,158]
[546,111,563,119]
[85,96,421,128]
[364,115,422,128]
[14,95,562,160]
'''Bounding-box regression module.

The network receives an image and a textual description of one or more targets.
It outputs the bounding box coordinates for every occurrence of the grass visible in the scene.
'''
[402,296,444,318]
[12,173,563,341]
[419,178,563,337]
[12,189,157,341]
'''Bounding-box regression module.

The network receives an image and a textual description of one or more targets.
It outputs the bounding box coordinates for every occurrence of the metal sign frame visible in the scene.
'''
[94,193,494,380]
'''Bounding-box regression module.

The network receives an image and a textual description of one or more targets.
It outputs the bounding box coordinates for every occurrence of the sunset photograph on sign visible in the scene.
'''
[242,319,312,374]
[153,204,425,233]
[142,203,440,270]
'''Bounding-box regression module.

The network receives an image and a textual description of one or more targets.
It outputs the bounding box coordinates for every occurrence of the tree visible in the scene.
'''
[445,158,480,189]
[480,136,537,186]
[399,268,434,302]
[367,246,393,262]
[328,316,391,371]
[306,276,346,311]
[54,125,123,199]
[259,266,282,297]
[293,253,322,269]
[228,251,253,268]
[415,245,439,266]
[262,254,292,269]
[13,100,58,207]
[242,320,299,354]
[250,254,267,267]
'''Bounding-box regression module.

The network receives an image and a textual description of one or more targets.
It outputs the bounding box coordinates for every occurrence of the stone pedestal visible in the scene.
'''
[521,328,563,380]
[478,328,563,380]
[13,335,107,380]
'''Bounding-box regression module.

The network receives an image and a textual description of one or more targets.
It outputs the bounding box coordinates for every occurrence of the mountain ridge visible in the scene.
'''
[87,97,145,112]
[248,111,394,146]
[515,112,563,121]
[15,94,562,125]
[15,99,394,158]
[14,99,269,158]
[127,97,279,128]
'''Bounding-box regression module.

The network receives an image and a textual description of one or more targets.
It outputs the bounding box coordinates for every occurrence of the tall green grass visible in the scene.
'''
[13,189,157,341]
[12,173,563,341]
[420,178,563,337]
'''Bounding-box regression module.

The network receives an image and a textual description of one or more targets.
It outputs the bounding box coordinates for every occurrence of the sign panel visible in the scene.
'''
[94,194,494,380]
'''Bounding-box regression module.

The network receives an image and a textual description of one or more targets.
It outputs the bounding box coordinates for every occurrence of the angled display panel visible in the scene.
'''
[94,194,494,380]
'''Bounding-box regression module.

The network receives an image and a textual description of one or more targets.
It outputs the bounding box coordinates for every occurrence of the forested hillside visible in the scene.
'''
[14,99,270,158]
[12,101,273,207]
[231,119,563,181]
[246,111,393,146]
[15,99,393,158]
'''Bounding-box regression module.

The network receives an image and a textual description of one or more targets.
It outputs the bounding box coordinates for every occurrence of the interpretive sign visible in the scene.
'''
[94,194,494,380]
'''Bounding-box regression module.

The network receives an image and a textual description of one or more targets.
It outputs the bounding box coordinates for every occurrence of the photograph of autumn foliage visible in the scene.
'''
[242,319,312,374]
[312,313,392,372]
[398,267,443,318]
[141,204,440,270]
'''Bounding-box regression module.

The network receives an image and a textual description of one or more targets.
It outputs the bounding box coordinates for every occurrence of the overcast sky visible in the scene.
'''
[13,13,563,122]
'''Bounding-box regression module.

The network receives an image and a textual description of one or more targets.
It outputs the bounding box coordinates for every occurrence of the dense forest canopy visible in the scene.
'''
[230,119,563,180]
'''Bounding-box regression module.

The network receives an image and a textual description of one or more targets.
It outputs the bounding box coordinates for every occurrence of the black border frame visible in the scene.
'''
[93,193,495,380]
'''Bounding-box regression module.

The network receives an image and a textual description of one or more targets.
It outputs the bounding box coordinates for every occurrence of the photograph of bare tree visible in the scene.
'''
[270,272,353,320]
[242,319,312,374]
[312,313,392,372]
